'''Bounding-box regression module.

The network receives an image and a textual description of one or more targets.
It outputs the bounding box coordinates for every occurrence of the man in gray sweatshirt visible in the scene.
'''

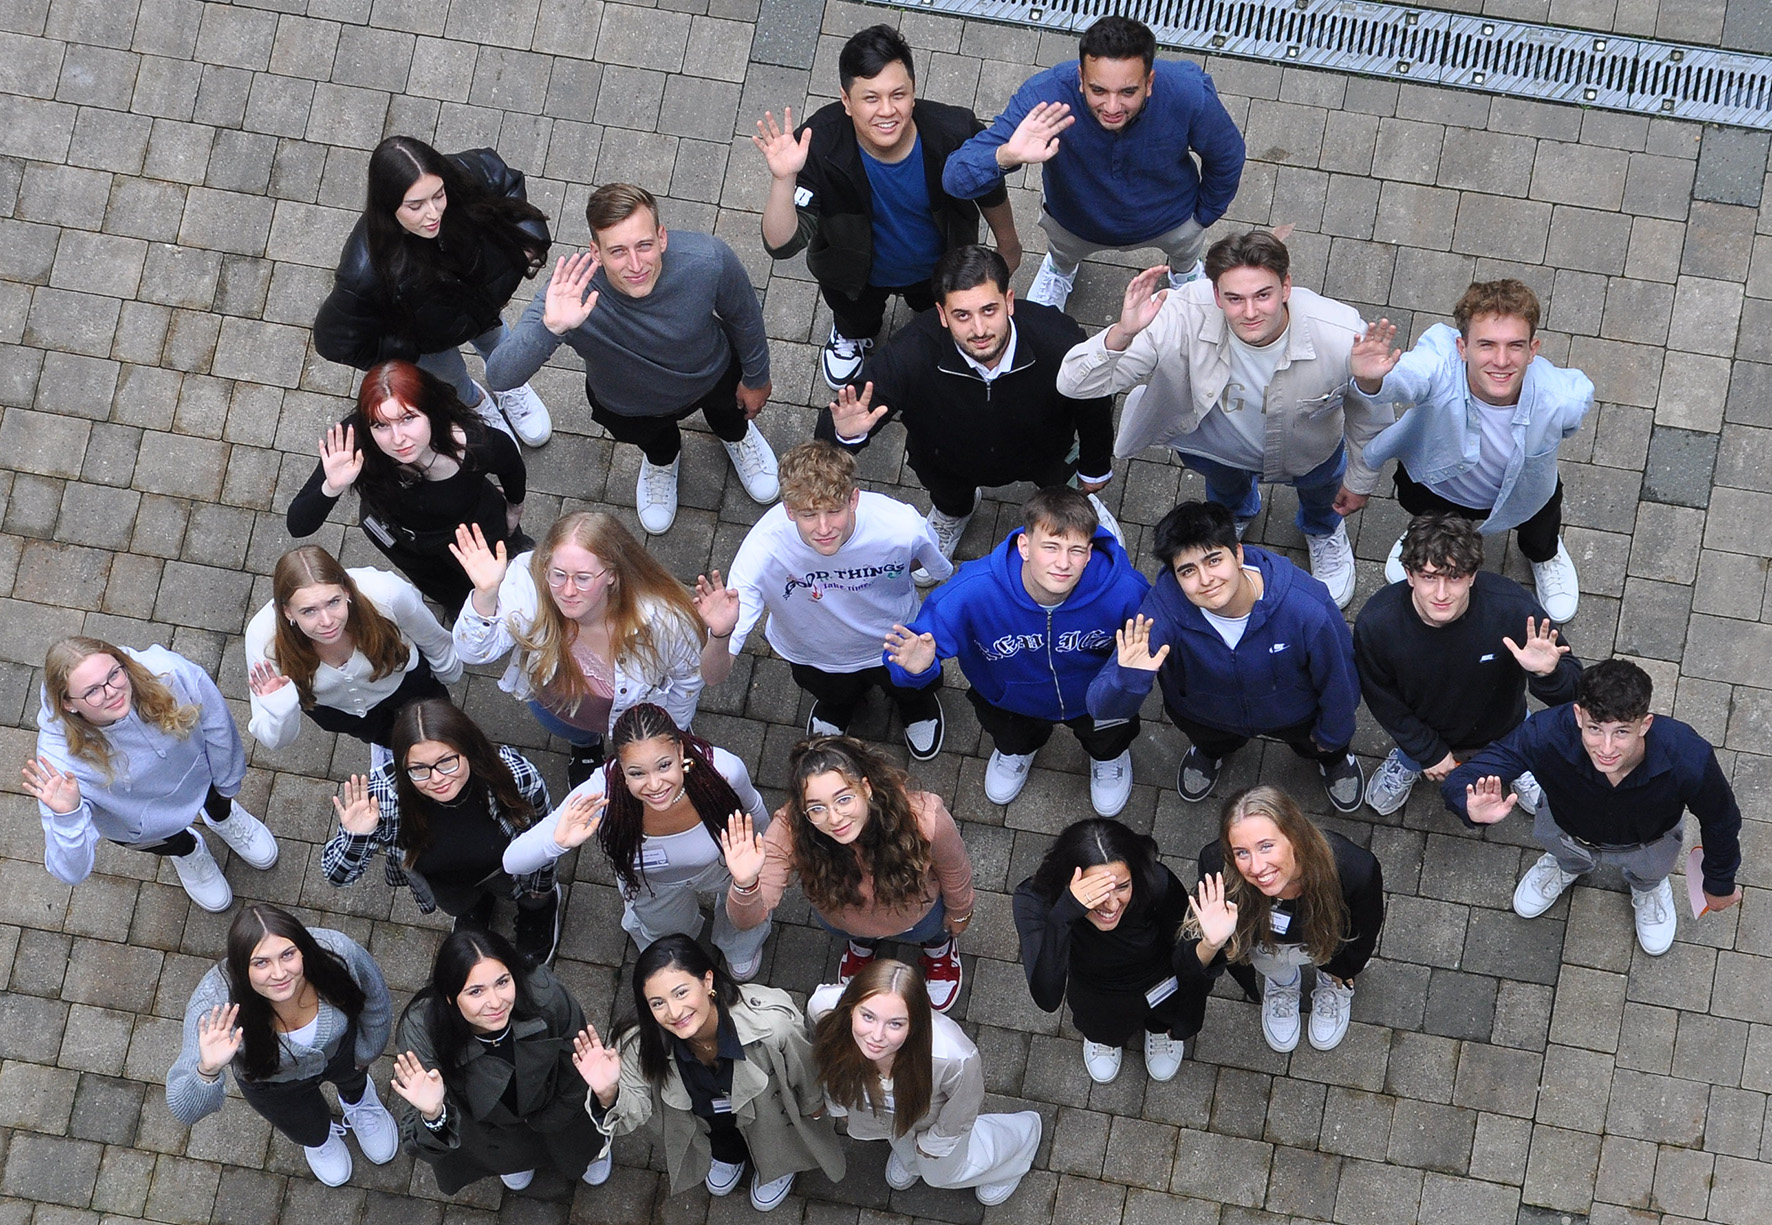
[486,183,778,534]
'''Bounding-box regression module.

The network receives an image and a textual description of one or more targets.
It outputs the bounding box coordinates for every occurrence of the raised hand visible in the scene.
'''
[572,1025,622,1101]
[448,523,509,602]
[1107,266,1171,349]
[1502,616,1571,677]
[248,661,291,698]
[553,790,607,851]
[390,1050,447,1120]
[331,774,381,835]
[998,101,1075,168]
[542,252,601,335]
[1349,318,1401,386]
[1067,864,1121,911]
[828,381,889,440]
[195,1003,243,1076]
[693,571,740,638]
[1464,775,1517,825]
[1188,871,1240,949]
[883,624,937,675]
[720,810,767,891]
[1114,615,1170,671]
[20,756,82,815]
[752,108,812,180]
[319,423,364,495]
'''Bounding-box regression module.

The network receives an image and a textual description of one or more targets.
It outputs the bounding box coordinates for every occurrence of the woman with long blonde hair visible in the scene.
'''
[23,637,278,912]
[449,511,704,787]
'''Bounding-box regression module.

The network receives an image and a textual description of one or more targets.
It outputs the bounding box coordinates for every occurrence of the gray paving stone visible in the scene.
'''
[1694,125,1770,207]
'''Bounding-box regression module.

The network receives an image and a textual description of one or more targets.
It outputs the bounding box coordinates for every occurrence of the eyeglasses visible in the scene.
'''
[406,754,464,782]
[545,568,609,592]
[74,664,128,705]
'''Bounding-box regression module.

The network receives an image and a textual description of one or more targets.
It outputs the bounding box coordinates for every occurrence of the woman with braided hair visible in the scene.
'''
[503,703,773,979]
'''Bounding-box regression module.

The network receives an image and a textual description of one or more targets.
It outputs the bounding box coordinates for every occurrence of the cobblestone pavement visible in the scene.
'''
[2,0,1771,1221]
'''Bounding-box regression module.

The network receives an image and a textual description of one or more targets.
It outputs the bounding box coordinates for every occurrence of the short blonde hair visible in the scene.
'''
[778,441,858,511]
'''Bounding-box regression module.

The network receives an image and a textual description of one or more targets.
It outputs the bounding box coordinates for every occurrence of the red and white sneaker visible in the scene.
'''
[838,941,876,985]
[920,941,962,1012]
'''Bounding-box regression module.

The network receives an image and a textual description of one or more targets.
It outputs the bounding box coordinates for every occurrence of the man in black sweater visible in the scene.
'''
[1354,513,1581,815]
[817,244,1117,581]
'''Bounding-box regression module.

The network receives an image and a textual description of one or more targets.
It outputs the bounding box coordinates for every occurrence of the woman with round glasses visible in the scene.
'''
[314,135,554,448]
[24,637,278,912]
[322,698,561,964]
[245,545,460,773]
[451,511,705,789]
[286,360,530,613]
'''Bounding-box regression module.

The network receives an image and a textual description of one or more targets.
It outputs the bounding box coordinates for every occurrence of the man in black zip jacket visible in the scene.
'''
[755,24,1020,389]
[816,244,1116,578]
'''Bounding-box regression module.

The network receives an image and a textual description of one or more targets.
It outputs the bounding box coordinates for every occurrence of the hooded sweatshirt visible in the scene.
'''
[1086,545,1359,749]
[884,526,1150,722]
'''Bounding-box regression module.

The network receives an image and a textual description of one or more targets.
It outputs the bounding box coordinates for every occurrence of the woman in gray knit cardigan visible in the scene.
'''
[167,904,395,1187]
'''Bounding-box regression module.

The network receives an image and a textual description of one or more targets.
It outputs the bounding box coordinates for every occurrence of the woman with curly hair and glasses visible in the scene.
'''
[450,511,705,788]
[722,736,973,1011]
[503,703,773,978]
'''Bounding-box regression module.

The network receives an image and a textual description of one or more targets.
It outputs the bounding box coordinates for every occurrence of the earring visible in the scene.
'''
[682,757,693,772]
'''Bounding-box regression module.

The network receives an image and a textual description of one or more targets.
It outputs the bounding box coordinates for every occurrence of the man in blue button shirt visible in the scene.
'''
[942,15,1245,311]
[1444,659,1743,957]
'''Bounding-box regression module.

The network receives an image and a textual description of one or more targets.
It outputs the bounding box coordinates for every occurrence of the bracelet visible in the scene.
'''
[731,879,760,896]
[423,1105,448,1131]
[709,630,732,640]
[947,912,972,924]
[197,1067,222,1084]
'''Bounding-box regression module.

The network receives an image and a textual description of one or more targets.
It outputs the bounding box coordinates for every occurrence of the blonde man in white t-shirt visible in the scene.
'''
[694,441,953,759]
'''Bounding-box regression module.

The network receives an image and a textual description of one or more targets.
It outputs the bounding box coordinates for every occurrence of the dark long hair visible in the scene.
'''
[618,935,741,1090]
[406,928,543,1091]
[350,360,484,517]
[362,136,549,299]
[1025,817,1168,923]
[390,699,536,867]
[597,704,743,894]
[812,959,932,1137]
[783,737,932,915]
[224,905,367,1082]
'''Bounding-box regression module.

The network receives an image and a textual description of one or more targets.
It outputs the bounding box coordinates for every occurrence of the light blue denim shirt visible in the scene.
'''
[1360,324,1593,533]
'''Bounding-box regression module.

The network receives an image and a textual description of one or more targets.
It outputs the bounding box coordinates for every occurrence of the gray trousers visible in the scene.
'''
[1038,208,1208,276]
[620,858,771,968]
[1533,802,1684,891]
[417,323,506,408]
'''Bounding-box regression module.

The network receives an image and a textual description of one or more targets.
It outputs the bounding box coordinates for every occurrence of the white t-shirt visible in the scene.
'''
[1427,395,1517,510]
[1201,608,1252,649]
[726,493,951,672]
[1178,326,1289,472]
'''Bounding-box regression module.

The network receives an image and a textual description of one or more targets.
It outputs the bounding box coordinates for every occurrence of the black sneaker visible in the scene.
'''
[806,703,846,737]
[903,704,944,762]
[514,883,563,966]
[567,738,605,791]
[1320,753,1365,814]
[1177,747,1222,802]
[453,892,496,933]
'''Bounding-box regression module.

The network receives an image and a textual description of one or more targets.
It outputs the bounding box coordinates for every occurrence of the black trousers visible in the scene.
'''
[116,786,234,857]
[790,662,940,729]
[1166,706,1347,765]
[304,661,448,747]
[1069,977,1206,1046]
[822,279,937,342]
[588,356,748,465]
[1394,466,1563,563]
[968,691,1139,761]
[237,1021,367,1147]
[909,450,1077,519]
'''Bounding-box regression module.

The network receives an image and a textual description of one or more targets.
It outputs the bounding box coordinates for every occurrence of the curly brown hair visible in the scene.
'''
[784,737,932,916]
[1452,278,1540,338]
[1398,513,1483,579]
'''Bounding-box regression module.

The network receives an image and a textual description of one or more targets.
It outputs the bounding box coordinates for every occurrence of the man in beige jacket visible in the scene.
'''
[1056,229,1395,608]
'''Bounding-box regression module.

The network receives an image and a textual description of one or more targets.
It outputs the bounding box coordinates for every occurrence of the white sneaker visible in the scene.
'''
[1081,1039,1122,1083]
[1364,748,1420,817]
[1511,771,1542,816]
[705,1157,745,1196]
[1233,516,1252,541]
[493,383,553,447]
[984,750,1035,805]
[1089,749,1133,817]
[976,1173,1025,1205]
[821,325,871,389]
[1513,852,1580,918]
[1025,254,1077,310]
[915,505,974,586]
[1304,520,1356,609]
[1530,538,1580,623]
[170,832,233,913]
[722,422,780,504]
[636,456,680,535]
[1142,1029,1185,1081]
[340,1078,398,1164]
[727,944,764,983]
[884,1147,919,1190]
[304,1123,353,1186]
[1307,978,1355,1050]
[202,801,279,869]
[582,1147,613,1185]
[499,1169,534,1190]
[750,1169,796,1212]
[1384,536,1406,585]
[468,380,517,443]
[1261,972,1302,1053]
[1631,878,1678,956]
[1167,261,1205,290]
[1086,492,1126,550]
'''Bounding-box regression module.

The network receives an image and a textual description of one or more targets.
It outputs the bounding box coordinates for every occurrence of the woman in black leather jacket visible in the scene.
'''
[314,136,555,448]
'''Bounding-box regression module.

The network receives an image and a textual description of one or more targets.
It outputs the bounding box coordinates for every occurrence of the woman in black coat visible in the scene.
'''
[314,136,554,448]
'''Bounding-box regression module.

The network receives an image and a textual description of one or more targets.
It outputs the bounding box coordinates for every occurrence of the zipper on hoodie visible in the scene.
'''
[1044,605,1068,721]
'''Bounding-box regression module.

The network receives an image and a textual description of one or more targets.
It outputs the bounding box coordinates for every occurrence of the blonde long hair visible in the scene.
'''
[1196,786,1349,964]
[270,547,409,708]
[43,637,199,777]
[517,512,702,711]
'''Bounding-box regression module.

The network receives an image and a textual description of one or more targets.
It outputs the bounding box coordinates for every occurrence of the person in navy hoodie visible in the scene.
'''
[883,488,1149,816]
[1088,500,1363,813]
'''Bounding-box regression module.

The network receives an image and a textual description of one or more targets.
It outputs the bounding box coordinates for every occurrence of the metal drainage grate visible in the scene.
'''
[874,0,1772,129]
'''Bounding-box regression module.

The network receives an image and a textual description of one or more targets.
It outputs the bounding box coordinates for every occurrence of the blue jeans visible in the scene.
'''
[418,323,507,408]
[814,896,948,948]
[1180,442,1347,538]
[526,699,601,749]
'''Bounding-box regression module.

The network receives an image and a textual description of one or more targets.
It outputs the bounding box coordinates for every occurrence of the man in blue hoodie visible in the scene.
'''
[1089,500,1363,812]
[884,487,1150,815]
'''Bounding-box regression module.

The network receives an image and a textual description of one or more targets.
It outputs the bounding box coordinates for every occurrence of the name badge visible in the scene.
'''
[1145,976,1180,1007]
[880,1092,894,1112]
[1270,910,1292,934]
[710,1096,733,1114]
[639,846,671,871]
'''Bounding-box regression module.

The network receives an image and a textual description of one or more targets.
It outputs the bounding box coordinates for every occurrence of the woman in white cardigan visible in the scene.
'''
[450,512,704,788]
[808,959,1040,1205]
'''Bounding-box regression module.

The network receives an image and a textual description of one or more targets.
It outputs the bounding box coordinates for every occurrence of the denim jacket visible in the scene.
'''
[1360,324,1593,533]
